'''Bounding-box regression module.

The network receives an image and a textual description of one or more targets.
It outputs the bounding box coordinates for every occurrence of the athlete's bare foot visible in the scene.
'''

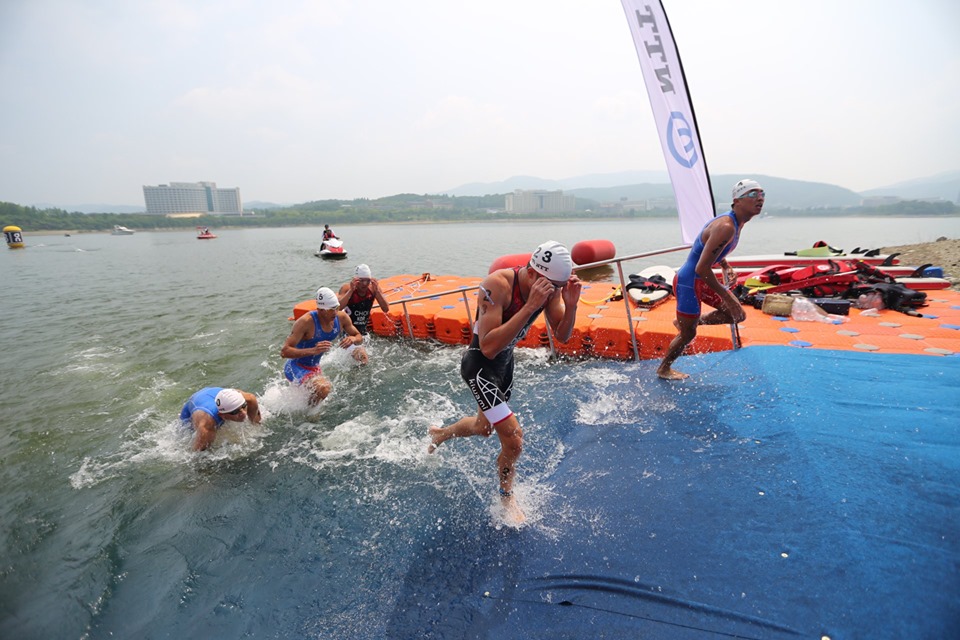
[500,494,526,526]
[657,367,689,380]
[427,425,447,454]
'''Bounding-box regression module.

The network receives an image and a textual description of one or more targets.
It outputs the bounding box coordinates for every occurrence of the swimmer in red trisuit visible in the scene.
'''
[428,241,582,525]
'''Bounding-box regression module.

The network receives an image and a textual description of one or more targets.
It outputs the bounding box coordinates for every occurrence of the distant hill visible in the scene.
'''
[444,170,669,196]
[30,203,145,214]
[444,171,862,208]
[860,170,960,203]
[245,200,289,210]
[569,174,862,209]
[445,170,960,208]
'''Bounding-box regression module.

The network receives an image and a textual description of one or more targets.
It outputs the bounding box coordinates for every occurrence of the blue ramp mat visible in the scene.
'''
[388,347,960,639]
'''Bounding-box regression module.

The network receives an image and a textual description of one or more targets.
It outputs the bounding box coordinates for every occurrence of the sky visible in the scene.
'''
[1,0,958,207]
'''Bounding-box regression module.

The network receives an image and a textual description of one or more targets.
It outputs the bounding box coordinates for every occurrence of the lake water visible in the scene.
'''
[1,216,958,638]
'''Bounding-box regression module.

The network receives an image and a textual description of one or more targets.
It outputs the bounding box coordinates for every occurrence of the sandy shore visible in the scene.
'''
[883,236,960,289]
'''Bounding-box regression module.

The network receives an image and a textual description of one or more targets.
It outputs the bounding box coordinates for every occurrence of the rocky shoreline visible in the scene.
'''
[882,237,960,290]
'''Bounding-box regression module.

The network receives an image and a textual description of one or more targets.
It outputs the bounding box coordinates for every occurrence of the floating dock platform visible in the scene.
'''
[291,274,960,359]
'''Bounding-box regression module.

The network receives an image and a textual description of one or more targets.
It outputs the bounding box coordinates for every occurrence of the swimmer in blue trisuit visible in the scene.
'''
[428,241,582,524]
[180,387,261,451]
[281,286,364,404]
[657,179,765,380]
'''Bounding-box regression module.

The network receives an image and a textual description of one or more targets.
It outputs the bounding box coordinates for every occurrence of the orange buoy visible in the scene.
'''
[571,239,615,266]
[488,253,531,274]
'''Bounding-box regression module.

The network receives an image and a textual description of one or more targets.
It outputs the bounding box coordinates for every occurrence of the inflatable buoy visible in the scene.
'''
[4,225,25,249]
[571,239,615,266]
[488,253,531,274]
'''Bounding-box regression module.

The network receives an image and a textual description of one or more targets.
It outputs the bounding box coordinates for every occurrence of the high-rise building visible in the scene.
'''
[504,189,576,214]
[142,181,243,215]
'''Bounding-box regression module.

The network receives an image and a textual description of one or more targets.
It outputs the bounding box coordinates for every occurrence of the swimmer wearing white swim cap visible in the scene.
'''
[179,387,261,451]
[427,240,582,526]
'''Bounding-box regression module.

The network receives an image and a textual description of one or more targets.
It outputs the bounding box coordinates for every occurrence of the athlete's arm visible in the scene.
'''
[695,220,739,306]
[192,412,218,451]
[242,391,261,425]
[337,311,363,348]
[372,279,390,313]
[475,271,545,358]
[337,281,354,308]
[280,315,328,358]
[545,275,582,342]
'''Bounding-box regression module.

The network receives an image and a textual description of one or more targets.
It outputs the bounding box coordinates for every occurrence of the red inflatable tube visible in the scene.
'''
[488,252,532,274]
[571,239,616,266]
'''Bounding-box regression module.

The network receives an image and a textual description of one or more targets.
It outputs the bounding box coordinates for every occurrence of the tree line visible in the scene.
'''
[2,196,955,233]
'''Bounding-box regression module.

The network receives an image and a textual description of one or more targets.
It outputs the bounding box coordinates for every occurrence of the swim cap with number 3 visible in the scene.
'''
[529,240,572,282]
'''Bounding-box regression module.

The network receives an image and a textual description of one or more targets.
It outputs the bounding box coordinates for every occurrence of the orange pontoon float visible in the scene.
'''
[289,272,960,360]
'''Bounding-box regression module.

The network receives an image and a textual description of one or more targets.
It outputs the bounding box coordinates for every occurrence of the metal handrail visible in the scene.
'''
[387,244,691,361]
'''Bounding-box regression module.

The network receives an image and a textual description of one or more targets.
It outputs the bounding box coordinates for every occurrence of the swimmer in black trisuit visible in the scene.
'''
[428,241,582,525]
[337,263,390,364]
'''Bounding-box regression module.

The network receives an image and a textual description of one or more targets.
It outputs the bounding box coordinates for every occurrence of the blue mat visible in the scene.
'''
[387,346,960,639]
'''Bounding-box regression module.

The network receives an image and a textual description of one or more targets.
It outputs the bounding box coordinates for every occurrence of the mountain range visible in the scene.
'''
[30,170,960,213]
[443,170,960,208]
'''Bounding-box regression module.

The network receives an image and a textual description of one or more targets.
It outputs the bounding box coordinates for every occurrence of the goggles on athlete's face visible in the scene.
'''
[222,402,247,416]
[537,273,566,290]
[739,189,765,199]
[357,278,371,286]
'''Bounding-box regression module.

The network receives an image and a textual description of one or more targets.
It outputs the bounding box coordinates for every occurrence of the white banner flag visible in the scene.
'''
[620,0,715,244]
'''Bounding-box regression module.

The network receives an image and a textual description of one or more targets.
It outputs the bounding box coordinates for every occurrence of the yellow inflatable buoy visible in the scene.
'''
[4,225,25,249]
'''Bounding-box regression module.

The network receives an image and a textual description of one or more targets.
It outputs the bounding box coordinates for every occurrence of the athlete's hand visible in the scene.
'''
[527,276,555,309]
[722,266,737,288]
[313,341,333,355]
[722,295,747,323]
[561,275,582,306]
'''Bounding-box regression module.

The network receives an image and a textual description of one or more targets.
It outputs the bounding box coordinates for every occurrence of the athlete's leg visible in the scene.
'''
[699,302,746,325]
[308,375,332,404]
[350,345,369,365]
[657,313,699,380]
[492,414,523,494]
[697,280,746,325]
[493,414,525,524]
[428,408,492,453]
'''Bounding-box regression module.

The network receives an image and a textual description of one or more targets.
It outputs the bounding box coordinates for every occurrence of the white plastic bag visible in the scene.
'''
[790,297,848,324]
[856,292,885,310]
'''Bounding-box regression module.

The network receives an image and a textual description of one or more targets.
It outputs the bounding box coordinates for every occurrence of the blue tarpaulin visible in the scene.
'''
[387,347,960,639]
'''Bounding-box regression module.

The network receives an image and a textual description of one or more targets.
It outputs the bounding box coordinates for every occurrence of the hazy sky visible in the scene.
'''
[1,0,958,207]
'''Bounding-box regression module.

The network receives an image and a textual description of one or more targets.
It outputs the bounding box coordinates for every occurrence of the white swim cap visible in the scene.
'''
[732,179,763,200]
[528,240,572,282]
[355,263,372,278]
[315,286,339,309]
[215,388,245,413]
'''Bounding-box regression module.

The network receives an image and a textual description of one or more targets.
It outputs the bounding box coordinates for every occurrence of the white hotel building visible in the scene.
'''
[142,181,244,215]
[504,189,576,214]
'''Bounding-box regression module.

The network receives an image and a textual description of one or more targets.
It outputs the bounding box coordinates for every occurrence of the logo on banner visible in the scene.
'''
[666,111,698,168]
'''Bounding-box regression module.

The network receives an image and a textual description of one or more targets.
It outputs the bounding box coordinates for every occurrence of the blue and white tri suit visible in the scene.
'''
[284,311,341,383]
[179,387,226,429]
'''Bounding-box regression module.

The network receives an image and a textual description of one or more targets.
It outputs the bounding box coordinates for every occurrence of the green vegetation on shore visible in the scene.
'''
[2,196,956,233]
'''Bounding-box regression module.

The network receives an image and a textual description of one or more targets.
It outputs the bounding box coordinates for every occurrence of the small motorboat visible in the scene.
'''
[315,237,348,260]
[111,225,134,235]
[196,226,217,240]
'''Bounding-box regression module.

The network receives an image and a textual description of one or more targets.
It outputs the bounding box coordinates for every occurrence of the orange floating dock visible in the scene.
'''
[290,274,960,359]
